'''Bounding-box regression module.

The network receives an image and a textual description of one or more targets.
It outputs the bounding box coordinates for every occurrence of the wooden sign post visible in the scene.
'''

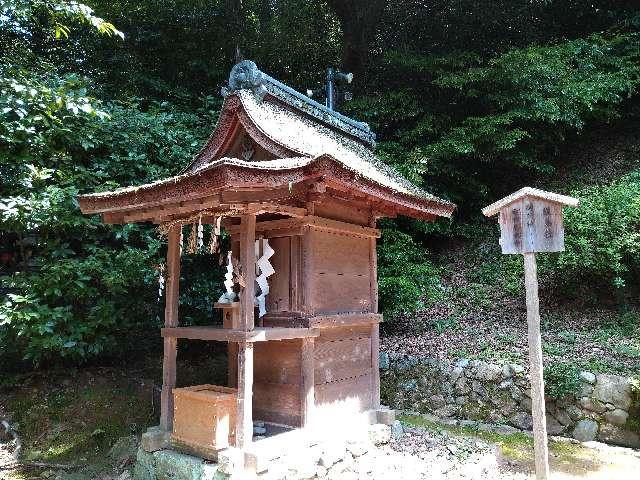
[482,187,579,480]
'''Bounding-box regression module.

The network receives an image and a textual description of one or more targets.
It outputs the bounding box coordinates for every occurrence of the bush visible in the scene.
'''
[541,170,640,290]
[0,53,219,367]
[377,228,442,318]
[544,362,582,399]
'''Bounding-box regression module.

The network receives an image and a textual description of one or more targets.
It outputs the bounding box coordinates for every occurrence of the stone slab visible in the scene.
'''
[141,426,170,452]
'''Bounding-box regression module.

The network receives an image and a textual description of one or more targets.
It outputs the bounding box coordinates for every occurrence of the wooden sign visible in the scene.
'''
[482,187,579,254]
[483,187,579,480]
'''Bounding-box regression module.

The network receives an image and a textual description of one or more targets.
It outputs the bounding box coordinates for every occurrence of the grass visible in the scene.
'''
[384,236,640,378]
[1,351,229,479]
[399,413,593,468]
[5,371,154,465]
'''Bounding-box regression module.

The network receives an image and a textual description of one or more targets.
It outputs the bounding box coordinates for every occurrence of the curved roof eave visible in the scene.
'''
[77,155,455,220]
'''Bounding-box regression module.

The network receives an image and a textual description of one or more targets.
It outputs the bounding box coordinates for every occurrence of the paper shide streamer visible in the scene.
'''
[157,263,166,302]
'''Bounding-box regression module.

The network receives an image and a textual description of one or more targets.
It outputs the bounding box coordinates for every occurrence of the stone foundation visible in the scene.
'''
[133,423,396,480]
[380,353,640,448]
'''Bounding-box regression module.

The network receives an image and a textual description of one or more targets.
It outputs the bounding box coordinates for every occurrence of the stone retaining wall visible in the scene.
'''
[380,353,640,448]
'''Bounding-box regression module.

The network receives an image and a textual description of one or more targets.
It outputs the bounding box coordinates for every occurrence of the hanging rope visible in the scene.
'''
[208,216,221,255]
[187,222,197,255]
[156,208,243,238]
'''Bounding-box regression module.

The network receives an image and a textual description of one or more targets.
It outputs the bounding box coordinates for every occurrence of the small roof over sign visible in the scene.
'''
[482,187,579,218]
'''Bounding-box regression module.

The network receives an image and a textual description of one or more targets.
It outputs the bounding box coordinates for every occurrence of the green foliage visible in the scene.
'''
[541,171,640,289]
[377,228,442,318]
[349,32,640,216]
[0,246,158,364]
[433,33,640,146]
[0,7,220,365]
[5,0,124,40]
[544,362,582,399]
[2,0,640,368]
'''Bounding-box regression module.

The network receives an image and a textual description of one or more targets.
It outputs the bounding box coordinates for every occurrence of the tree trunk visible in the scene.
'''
[325,0,385,76]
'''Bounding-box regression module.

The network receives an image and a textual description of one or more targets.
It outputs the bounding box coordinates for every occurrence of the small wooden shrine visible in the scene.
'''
[78,60,455,470]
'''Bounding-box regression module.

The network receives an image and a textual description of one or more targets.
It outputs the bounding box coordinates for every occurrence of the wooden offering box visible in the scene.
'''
[171,384,237,458]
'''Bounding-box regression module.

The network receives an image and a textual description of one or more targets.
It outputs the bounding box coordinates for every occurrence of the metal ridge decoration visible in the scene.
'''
[221,60,376,146]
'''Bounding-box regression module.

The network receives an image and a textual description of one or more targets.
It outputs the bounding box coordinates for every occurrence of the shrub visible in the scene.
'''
[377,228,442,318]
[541,170,640,290]
[544,362,582,399]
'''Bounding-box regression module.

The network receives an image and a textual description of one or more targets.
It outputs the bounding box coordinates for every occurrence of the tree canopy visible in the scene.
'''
[1,0,639,366]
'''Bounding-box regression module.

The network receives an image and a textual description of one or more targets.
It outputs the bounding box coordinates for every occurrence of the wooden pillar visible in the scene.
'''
[369,236,378,313]
[524,253,550,480]
[301,227,315,315]
[236,342,254,449]
[222,305,240,388]
[228,240,241,388]
[236,214,256,449]
[300,338,315,427]
[371,324,381,409]
[239,214,256,331]
[160,225,181,432]
[369,231,381,409]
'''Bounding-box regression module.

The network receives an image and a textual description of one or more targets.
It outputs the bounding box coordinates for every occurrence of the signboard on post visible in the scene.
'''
[482,187,579,480]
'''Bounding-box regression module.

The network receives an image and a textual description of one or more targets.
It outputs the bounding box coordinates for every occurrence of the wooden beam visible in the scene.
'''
[249,327,320,341]
[524,253,550,480]
[225,216,381,239]
[307,313,382,329]
[245,202,307,218]
[161,326,320,342]
[239,214,257,331]
[160,225,181,432]
[236,342,254,449]
[112,195,223,224]
[305,216,380,237]
[221,186,294,204]
[300,338,315,428]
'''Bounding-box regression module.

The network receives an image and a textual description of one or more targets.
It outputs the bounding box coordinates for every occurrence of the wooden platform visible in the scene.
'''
[161,326,320,342]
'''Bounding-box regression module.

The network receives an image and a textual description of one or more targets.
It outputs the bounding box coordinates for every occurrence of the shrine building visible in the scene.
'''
[78,60,455,473]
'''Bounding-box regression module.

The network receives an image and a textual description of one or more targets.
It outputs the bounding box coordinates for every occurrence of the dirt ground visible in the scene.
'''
[2,414,640,479]
[386,416,640,480]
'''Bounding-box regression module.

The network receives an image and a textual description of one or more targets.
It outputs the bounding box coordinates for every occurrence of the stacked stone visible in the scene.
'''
[381,353,639,448]
[133,424,400,480]
[257,424,397,480]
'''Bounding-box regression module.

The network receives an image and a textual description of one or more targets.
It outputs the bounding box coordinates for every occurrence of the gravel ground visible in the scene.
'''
[372,422,640,480]
[371,425,529,480]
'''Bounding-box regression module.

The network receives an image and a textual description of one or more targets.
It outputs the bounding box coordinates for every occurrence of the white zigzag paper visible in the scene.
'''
[255,239,275,317]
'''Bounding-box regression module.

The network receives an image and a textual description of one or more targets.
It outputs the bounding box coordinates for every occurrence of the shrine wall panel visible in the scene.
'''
[314,197,370,226]
[313,325,374,418]
[265,236,291,312]
[314,336,371,384]
[314,374,373,422]
[308,230,372,315]
[253,339,302,427]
